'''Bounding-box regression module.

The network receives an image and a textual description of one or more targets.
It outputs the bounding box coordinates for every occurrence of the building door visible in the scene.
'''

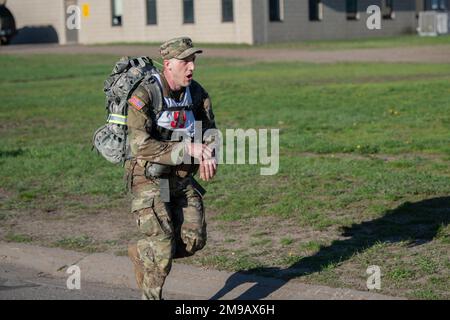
[65,0,79,44]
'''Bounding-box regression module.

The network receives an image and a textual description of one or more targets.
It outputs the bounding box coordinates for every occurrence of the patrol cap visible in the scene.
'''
[160,37,203,60]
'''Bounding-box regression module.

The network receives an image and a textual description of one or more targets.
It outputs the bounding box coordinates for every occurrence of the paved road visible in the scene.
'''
[0,263,194,300]
[0,263,138,300]
[1,43,450,63]
[0,243,399,300]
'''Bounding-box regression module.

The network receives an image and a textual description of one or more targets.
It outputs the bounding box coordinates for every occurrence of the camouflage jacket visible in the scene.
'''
[127,72,216,169]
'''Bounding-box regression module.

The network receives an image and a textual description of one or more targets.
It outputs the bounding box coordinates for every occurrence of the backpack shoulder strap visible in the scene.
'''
[139,74,165,117]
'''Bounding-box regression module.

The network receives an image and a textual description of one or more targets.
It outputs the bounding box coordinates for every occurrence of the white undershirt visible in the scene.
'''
[153,74,196,138]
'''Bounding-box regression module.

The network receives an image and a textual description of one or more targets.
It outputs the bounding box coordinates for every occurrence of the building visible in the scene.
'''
[6,0,449,45]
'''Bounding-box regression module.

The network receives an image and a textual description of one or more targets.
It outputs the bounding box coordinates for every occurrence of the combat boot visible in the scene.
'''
[128,244,144,289]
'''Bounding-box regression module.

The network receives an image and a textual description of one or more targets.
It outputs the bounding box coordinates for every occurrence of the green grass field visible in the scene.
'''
[0,53,449,299]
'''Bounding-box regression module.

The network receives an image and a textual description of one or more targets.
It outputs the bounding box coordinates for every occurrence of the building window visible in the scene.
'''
[425,0,447,10]
[183,0,194,23]
[111,0,123,26]
[382,0,395,19]
[346,0,359,20]
[269,0,283,22]
[222,0,234,22]
[309,0,323,21]
[146,0,157,25]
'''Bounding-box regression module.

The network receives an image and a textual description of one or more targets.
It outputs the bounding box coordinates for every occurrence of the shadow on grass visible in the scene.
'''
[210,197,450,300]
[0,148,25,158]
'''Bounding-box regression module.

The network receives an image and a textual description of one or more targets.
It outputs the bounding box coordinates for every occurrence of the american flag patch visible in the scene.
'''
[128,96,145,111]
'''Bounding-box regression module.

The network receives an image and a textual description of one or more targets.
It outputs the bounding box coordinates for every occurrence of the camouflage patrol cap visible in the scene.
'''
[160,37,203,60]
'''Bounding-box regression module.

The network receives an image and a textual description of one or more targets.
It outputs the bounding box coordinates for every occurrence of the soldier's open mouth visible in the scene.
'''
[186,74,193,80]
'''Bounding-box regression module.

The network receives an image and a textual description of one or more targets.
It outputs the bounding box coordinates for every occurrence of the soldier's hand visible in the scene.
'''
[199,160,207,180]
[201,144,215,162]
[186,142,217,181]
[200,158,217,181]
[201,144,217,181]
[186,143,214,161]
[185,143,205,160]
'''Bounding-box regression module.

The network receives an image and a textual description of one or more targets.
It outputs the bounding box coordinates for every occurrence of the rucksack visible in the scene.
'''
[92,56,159,165]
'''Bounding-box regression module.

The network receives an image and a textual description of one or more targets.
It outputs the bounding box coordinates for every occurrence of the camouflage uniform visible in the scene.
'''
[125,37,216,300]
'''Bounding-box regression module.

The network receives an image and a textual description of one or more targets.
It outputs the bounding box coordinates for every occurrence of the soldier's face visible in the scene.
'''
[167,55,196,88]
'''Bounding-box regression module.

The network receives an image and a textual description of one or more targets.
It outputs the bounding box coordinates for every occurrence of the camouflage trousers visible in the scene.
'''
[127,162,206,300]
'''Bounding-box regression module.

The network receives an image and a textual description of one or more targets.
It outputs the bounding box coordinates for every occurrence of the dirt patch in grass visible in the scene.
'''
[1,199,340,263]
[1,194,448,299]
[0,195,139,254]
[0,188,15,201]
[183,213,346,270]
[183,196,449,299]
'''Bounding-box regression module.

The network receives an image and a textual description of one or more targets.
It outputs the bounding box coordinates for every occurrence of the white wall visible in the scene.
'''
[79,0,254,44]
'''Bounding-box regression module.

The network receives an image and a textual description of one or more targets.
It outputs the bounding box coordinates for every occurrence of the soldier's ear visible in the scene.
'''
[163,59,171,71]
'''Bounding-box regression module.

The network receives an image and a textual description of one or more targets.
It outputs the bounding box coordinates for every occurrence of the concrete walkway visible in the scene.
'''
[0,242,400,300]
[1,43,450,63]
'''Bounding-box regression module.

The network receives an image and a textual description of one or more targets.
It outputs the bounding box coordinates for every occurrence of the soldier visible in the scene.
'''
[125,37,218,300]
